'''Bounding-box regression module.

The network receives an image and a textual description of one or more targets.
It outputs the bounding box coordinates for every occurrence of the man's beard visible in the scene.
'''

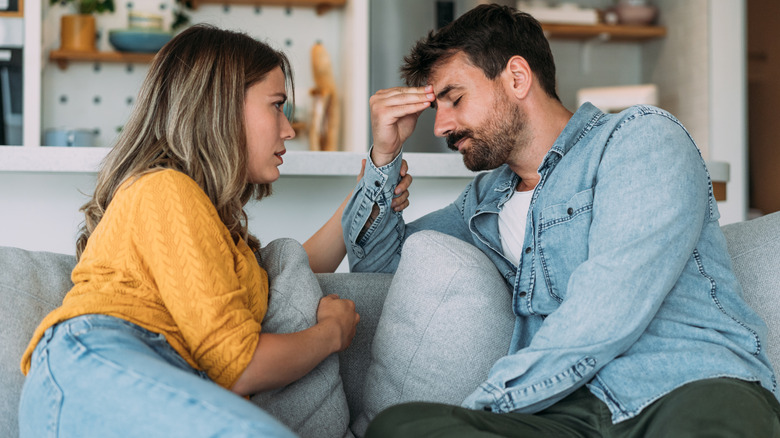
[446,93,525,172]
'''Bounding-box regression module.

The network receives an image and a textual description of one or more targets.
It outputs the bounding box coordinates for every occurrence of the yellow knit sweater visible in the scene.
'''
[20,169,268,389]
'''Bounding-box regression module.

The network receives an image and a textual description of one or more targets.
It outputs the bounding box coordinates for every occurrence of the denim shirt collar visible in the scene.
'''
[540,102,605,173]
[485,103,605,211]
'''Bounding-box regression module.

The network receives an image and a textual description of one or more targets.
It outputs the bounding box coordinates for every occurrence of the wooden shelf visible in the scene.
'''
[0,0,22,17]
[48,0,346,69]
[190,0,346,15]
[541,23,666,41]
[49,49,157,70]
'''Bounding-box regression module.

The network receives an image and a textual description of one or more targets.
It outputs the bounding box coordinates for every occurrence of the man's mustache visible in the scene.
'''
[446,130,474,151]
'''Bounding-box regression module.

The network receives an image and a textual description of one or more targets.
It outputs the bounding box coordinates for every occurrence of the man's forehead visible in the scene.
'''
[428,53,485,93]
[429,52,470,80]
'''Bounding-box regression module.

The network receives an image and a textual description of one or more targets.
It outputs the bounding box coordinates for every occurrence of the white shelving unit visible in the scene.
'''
[21,0,41,149]
[0,146,478,177]
[3,0,377,176]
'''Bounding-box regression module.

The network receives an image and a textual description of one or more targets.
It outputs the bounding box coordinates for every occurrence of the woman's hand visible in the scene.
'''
[393,159,413,212]
[356,158,413,213]
[316,294,360,352]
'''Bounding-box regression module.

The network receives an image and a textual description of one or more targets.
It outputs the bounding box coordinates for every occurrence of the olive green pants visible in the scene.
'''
[365,378,780,438]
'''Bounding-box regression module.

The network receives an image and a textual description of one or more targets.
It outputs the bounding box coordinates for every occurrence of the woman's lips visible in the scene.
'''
[275,149,286,164]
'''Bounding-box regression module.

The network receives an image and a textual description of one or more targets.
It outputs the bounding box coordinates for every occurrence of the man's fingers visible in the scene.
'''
[370,87,435,112]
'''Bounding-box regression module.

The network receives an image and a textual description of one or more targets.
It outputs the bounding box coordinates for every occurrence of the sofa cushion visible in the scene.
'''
[722,211,780,374]
[251,238,352,438]
[351,230,516,436]
[0,247,76,438]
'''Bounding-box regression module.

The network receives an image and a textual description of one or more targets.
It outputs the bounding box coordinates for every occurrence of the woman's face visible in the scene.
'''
[245,66,295,184]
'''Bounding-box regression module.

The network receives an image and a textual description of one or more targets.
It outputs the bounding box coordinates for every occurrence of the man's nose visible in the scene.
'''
[433,106,454,138]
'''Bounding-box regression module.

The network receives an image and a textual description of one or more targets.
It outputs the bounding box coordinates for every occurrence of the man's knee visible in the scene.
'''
[642,378,780,437]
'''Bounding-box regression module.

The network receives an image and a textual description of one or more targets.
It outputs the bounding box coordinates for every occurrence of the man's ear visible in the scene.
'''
[503,55,532,100]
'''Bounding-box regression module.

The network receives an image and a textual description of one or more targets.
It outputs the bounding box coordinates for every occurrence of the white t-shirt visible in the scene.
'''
[498,189,534,266]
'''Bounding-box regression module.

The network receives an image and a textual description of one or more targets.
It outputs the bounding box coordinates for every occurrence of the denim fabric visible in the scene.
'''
[342,103,778,423]
[19,314,296,438]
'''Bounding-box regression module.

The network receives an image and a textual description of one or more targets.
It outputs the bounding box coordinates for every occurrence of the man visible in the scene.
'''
[342,4,780,437]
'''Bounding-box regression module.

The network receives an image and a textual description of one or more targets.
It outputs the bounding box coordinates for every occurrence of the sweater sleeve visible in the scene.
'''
[127,170,263,389]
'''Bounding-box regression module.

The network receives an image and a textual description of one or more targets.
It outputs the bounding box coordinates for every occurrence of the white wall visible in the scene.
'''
[708,0,747,224]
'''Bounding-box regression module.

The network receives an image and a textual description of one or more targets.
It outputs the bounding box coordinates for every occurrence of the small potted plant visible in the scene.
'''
[51,0,115,52]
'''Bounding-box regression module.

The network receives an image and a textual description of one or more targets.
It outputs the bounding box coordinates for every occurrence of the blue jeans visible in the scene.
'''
[19,314,296,438]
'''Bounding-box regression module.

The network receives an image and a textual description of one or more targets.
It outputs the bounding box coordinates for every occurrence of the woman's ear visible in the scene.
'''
[503,55,532,100]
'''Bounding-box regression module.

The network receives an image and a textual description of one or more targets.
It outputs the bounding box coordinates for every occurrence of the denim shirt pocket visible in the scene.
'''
[537,188,594,306]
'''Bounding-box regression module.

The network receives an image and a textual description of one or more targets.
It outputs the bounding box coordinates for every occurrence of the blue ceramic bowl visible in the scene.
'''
[108,29,173,53]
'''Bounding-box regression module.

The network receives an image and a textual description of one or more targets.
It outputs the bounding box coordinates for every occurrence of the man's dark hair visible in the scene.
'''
[401,3,559,101]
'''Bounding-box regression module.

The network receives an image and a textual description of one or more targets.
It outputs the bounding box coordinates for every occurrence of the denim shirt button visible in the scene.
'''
[483,406,493,412]
[374,180,381,187]
[567,207,574,215]
[518,291,528,298]
[524,246,532,254]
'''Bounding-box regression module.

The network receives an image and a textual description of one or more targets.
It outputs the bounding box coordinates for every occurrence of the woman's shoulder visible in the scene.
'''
[126,168,198,189]
[120,169,205,197]
[116,169,214,212]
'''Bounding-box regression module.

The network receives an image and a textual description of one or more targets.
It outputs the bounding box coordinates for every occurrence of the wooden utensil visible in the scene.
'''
[309,42,340,151]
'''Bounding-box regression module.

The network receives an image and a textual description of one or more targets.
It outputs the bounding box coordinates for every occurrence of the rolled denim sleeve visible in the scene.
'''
[342,148,407,273]
[463,111,712,414]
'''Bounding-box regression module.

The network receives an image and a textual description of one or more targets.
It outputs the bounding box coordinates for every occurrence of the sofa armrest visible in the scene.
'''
[0,247,76,438]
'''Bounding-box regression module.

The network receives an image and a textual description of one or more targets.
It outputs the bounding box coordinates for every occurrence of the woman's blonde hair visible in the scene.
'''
[76,24,294,259]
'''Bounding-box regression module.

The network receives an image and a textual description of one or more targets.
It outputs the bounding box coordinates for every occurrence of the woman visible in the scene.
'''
[18,25,410,437]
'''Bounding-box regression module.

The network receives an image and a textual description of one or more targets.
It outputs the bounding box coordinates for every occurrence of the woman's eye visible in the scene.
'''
[453,96,462,107]
[274,102,284,111]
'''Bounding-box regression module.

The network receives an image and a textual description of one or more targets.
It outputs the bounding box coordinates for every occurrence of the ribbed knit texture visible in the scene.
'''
[21,169,268,389]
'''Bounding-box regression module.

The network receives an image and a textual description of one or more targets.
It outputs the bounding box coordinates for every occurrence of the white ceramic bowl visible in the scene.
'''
[128,11,164,31]
[615,4,658,25]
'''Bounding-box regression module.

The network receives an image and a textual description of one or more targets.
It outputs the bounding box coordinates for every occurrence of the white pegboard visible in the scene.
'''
[42,1,345,151]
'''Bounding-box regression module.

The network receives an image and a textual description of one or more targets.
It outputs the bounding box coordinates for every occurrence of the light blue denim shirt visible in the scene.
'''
[342,103,778,423]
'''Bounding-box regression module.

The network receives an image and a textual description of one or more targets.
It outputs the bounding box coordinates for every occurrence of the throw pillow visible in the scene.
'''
[251,238,352,438]
[351,230,516,436]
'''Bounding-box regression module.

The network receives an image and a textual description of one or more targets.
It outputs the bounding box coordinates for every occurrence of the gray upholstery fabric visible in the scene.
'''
[722,211,780,374]
[319,273,394,424]
[251,238,352,438]
[0,247,76,438]
[351,230,516,436]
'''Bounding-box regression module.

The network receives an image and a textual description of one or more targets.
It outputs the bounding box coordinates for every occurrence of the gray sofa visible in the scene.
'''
[2,211,779,437]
